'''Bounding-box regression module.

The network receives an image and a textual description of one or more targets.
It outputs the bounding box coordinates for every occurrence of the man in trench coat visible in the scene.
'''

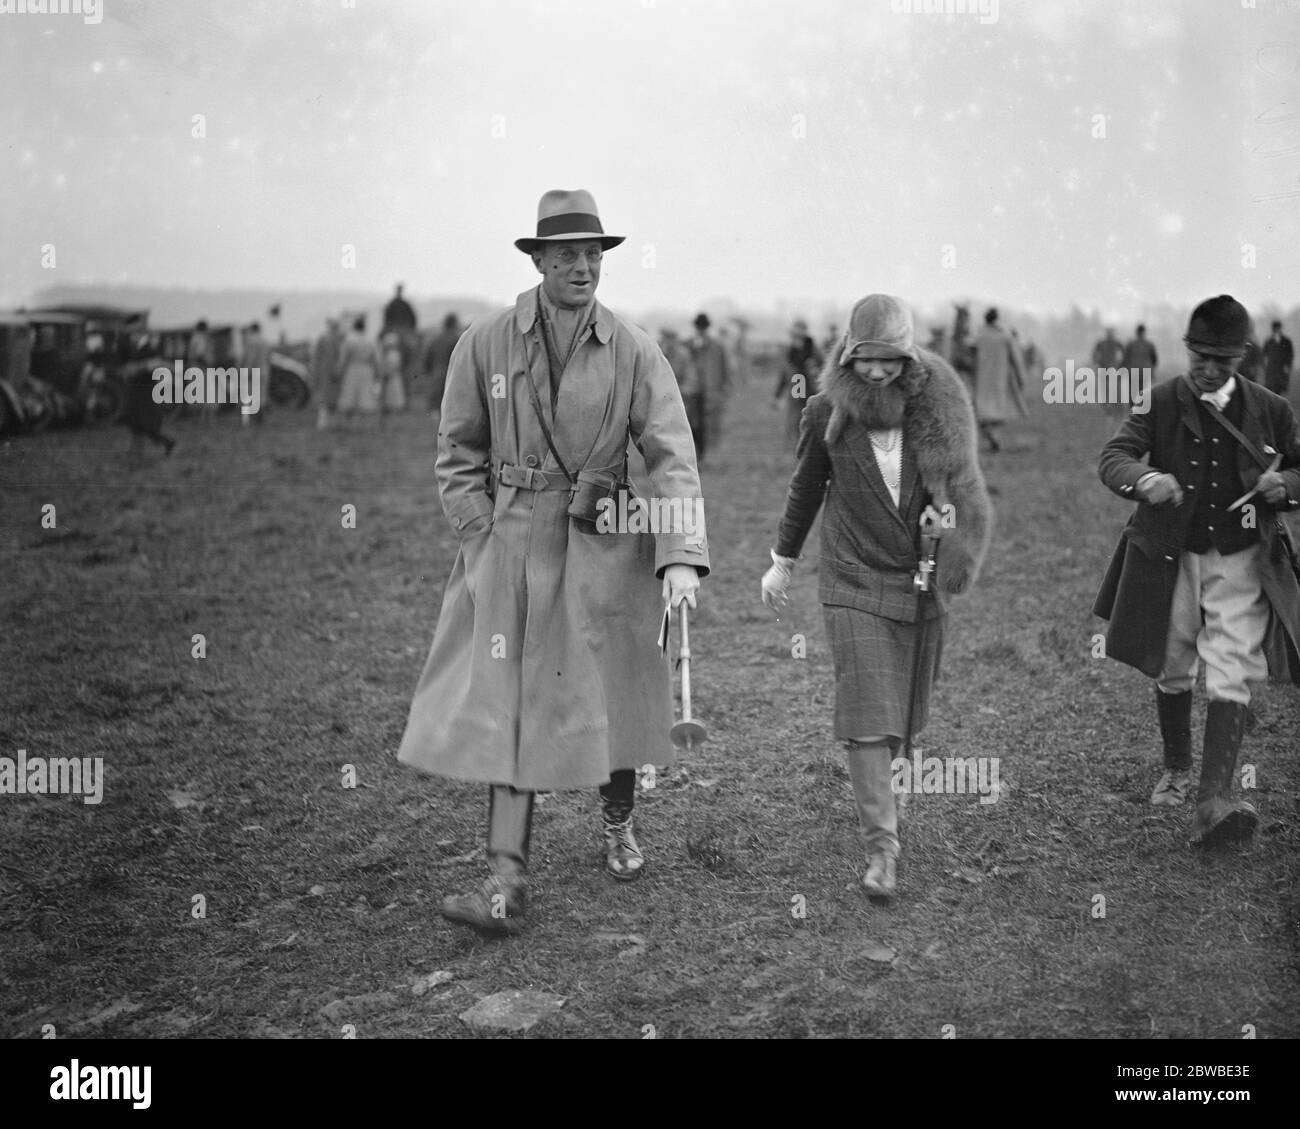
[397,189,709,934]
[1094,294,1300,848]
[972,307,1029,452]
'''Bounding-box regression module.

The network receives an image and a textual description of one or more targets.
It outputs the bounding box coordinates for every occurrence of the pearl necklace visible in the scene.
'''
[868,428,902,493]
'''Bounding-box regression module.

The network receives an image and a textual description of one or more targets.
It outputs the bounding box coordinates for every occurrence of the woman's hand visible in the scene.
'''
[761,551,795,615]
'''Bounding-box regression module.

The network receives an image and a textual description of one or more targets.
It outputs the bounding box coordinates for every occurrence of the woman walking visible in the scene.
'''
[336,314,382,421]
[761,294,992,901]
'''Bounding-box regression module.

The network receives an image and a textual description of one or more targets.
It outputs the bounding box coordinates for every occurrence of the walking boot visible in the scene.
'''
[441,784,533,935]
[863,853,897,901]
[845,739,901,903]
[1190,700,1258,848]
[600,770,644,881]
[1151,688,1192,806]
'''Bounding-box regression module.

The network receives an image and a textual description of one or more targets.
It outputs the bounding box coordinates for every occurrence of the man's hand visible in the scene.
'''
[1255,469,1289,505]
[1138,472,1184,506]
[761,551,794,615]
[663,564,700,609]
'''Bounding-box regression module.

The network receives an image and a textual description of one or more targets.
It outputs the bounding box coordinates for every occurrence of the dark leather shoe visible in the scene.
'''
[1191,797,1259,848]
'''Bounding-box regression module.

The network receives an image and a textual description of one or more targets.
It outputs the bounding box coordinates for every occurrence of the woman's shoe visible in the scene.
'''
[862,853,896,903]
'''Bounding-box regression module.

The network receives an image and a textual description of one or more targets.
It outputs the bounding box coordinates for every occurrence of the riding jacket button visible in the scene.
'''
[525,454,539,467]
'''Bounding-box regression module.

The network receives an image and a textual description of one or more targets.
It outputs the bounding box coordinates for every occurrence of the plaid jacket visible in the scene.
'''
[776,394,943,623]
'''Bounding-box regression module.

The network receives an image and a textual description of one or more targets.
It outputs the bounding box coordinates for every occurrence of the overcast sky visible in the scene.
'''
[2,0,1297,320]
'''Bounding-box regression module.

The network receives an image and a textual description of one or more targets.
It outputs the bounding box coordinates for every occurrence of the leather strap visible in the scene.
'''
[521,341,574,484]
[494,462,571,491]
[1200,398,1274,470]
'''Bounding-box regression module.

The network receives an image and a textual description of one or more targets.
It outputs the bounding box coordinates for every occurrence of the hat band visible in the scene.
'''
[536,212,604,238]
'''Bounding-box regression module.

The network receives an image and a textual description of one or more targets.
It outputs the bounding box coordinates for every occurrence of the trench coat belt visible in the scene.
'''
[493,461,573,492]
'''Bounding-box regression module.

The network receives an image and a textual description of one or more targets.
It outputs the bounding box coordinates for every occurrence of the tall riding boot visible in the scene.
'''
[844,740,899,902]
[600,769,644,881]
[1151,688,1192,806]
[441,784,533,934]
[1190,700,1257,847]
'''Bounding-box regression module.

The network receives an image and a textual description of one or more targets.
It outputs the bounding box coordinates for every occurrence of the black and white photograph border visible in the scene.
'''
[1,0,1298,1086]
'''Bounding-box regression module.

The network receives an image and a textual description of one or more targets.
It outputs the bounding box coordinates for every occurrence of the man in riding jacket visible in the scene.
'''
[1095,294,1300,848]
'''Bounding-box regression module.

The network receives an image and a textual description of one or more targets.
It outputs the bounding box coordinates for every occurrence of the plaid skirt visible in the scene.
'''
[823,604,945,742]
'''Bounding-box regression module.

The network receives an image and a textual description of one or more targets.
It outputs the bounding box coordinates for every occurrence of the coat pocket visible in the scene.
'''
[461,524,494,600]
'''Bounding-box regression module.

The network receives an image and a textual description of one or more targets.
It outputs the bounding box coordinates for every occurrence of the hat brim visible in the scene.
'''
[1182,336,1246,359]
[515,234,625,253]
[841,341,916,363]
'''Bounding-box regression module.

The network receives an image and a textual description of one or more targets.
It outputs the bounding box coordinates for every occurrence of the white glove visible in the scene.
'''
[761,550,795,614]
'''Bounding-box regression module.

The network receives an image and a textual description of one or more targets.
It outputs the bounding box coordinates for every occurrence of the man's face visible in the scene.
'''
[533,240,602,308]
[851,356,905,386]
[1186,348,1238,394]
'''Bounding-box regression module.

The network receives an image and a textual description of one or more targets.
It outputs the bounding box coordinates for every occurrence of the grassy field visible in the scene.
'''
[2,367,1298,1040]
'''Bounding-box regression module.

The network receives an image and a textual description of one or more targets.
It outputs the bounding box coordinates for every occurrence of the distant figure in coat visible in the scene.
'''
[661,327,703,456]
[119,336,176,457]
[383,283,418,407]
[383,283,417,333]
[187,319,214,423]
[336,315,382,419]
[775,319,821,452]
[972,307,1028,452]
[1094,328,1127,418]
[1095,294,1300,848]
[241,322,270,427]
[1122,324,1158,380]
[689,312,732,461]
[377,329,408,417]
[1262,320,1294,397]
[397,189,707,935]
[1103,326,1127,365]
[311,317,344,430]
[422,313,464,415]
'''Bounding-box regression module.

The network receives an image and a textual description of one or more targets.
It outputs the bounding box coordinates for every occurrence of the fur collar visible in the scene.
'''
[818,345,993,594]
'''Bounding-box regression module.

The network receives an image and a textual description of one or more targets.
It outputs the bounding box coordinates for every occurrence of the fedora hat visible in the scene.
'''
[514,189,625,254]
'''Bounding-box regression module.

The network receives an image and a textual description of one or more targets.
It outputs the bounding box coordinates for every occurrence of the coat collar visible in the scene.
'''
[1174,375,1203,439]
[1174,371,1270,454]
[514,286,614,345]
[839,415,917,534]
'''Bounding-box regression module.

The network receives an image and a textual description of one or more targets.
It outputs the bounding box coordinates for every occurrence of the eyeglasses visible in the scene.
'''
[551,246,603,265]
